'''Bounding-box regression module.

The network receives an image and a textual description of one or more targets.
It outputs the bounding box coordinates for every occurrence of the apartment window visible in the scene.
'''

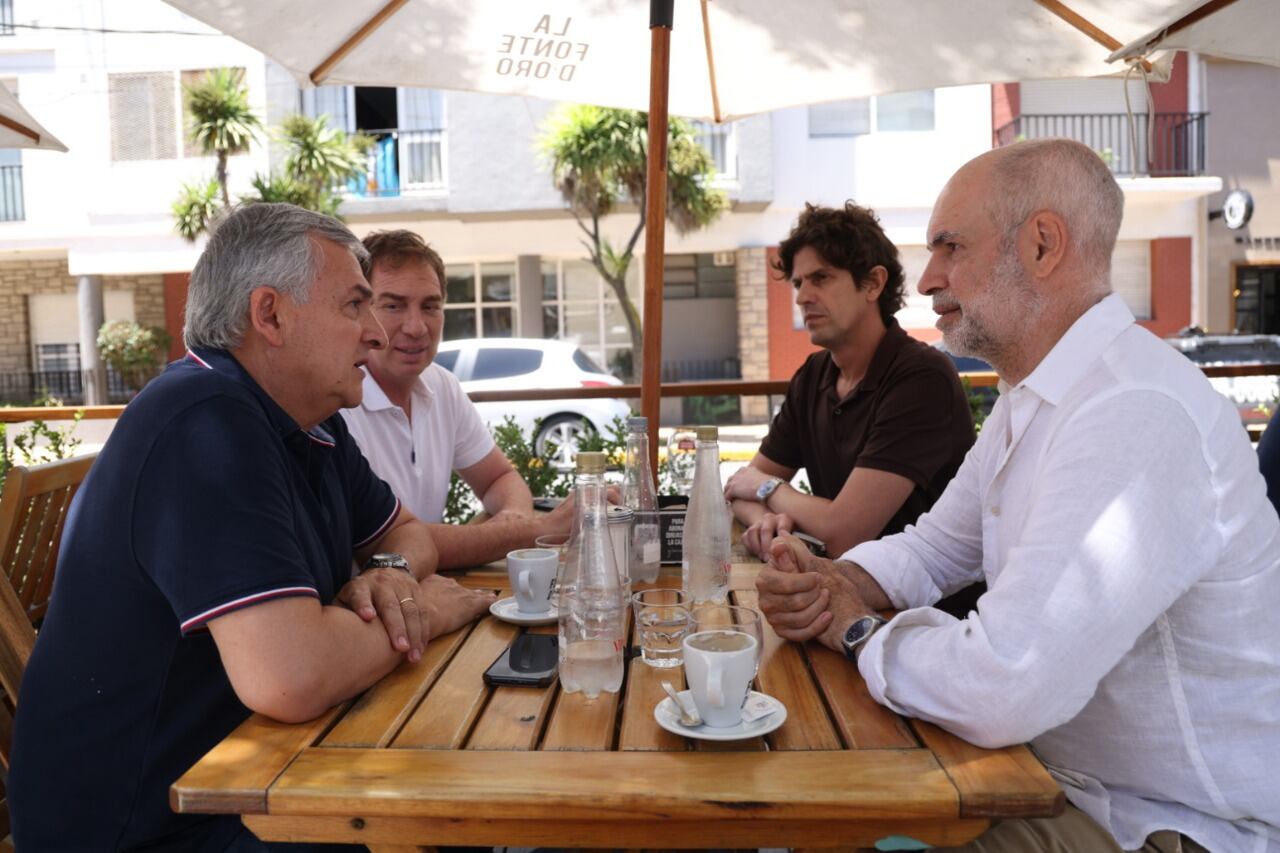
[110,73,179,161]
[444,262,516,340]
[33,343,80,372]
[808,90,935,137]
[0,0,14,36]
[1112,241,1151,321]
[304,85,447,193]
[109,68,247,162]
[541,259,636,372]
[663,253,736,300]
[809,100,870,137]
[690,121,737,181]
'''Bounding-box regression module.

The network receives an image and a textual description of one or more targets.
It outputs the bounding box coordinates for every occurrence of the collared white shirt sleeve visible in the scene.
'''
[441,367,496,472]
[853,389,1219,745]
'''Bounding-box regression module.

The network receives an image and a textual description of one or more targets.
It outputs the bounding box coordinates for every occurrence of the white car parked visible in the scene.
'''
[434,338,632,467]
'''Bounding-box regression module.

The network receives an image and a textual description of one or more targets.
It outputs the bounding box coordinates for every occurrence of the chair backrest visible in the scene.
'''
[0,453,97,631]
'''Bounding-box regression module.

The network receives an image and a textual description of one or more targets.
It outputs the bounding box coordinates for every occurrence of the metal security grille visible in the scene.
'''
[109,72,178,162]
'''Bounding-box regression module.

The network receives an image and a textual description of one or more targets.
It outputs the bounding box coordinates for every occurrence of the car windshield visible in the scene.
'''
[572,348,607,374]
[472,347,543,380]
[434,349,460,373]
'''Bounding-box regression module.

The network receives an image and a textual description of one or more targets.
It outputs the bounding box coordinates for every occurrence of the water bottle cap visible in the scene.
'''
[626,416,648,430]
[576,451,608,473]
[695,425,719,441]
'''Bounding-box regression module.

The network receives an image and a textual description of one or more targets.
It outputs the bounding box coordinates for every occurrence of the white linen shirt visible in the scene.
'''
[340,364,494,523]
[845,295,1280,853]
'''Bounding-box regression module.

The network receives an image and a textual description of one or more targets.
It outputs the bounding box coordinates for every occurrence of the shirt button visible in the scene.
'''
[990,505,1001,517]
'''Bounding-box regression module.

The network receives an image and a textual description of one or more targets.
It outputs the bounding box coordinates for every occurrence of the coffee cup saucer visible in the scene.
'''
[654,690,787,741]
[489,596,558,626]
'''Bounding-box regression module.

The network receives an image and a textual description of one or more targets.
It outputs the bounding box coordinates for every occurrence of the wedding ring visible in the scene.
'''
[399,597,416,606]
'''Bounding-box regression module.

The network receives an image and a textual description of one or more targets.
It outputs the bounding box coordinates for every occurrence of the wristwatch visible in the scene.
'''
[841,615,887,662]
[363,553,411,576]
[756,477,784,505]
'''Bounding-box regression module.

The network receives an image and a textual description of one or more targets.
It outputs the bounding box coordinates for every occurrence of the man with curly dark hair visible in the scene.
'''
[725,202,975,565]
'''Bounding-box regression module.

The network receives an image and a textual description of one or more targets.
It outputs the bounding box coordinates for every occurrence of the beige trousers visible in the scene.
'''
[931,803,1210,853]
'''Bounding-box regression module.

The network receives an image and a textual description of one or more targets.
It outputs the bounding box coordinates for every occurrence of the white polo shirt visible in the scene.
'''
[340,364,494,523]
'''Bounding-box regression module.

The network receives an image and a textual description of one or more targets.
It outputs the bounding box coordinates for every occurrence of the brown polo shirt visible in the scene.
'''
[759,321,975,539]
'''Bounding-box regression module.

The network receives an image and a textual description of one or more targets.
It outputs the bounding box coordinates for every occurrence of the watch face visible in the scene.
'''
[844,617,875,646]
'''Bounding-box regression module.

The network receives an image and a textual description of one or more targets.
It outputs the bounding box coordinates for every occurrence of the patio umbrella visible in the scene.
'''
[0,86,67,152]
[1109,0,1280,68]
[164,0,1232,453]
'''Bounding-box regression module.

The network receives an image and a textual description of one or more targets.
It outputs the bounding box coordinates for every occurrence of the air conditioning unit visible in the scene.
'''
[712,251,735,267]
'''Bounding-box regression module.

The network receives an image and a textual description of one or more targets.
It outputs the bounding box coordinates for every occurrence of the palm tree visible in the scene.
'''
[278,114,370,202]
[171,178,220,242]
[183,68,263,208]
[539,106,728,380]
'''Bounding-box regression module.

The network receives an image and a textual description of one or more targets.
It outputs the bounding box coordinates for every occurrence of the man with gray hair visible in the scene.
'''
[10,203,495,852]
[758,140,1280,852]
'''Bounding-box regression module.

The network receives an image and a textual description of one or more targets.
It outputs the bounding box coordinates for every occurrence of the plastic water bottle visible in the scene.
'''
[623,416,661,584]
[557,451,625,698]
[682,425,731,604]
[666,425,698,495]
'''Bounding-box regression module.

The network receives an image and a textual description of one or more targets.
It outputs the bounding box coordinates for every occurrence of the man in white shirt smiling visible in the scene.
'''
[757,139,1280,853]
[341,230,574,568]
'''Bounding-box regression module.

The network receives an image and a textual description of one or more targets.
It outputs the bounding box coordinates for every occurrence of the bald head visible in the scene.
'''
[976,139,1124,286]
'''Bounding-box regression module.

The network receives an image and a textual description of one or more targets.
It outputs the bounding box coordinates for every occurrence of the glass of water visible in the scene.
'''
[631,588,691,668]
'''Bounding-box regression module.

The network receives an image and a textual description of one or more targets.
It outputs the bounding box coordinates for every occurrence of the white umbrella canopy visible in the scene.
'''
[166,0,1192,122]
[1110,0,1280,69]
[164,0,1241,448]
[0,86,67,152]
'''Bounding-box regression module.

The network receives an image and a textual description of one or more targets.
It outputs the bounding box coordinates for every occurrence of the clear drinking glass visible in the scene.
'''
[631,588,691,668]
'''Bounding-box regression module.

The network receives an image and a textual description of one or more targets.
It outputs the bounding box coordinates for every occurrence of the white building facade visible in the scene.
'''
[0,0,1225,421]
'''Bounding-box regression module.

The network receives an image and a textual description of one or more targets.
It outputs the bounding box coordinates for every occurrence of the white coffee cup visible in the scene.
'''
[506,547,559,614]
[682,629,758,727]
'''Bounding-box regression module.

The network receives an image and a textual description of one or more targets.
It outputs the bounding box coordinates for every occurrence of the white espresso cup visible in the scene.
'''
[682,629,758,727]
[506,547,559,613]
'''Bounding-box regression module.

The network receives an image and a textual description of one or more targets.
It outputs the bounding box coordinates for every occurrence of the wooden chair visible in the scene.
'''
[0,454,97,628]
[0,453,96,849]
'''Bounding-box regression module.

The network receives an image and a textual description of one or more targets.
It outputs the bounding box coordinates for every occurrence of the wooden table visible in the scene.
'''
[171,558,1062,851]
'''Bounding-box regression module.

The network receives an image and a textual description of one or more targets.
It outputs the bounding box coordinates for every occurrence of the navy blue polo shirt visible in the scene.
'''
[10,347,399,852]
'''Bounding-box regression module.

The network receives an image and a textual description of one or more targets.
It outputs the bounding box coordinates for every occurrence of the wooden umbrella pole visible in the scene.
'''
[642,0,674,482]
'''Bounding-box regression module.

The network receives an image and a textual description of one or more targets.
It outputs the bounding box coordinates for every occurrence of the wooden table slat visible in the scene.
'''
[321,622,473,747]
[733,590,842,752]
[264,749,959,820]
[807,641,918,749]
[467,681,557,750]
[392,618,515,749]
[910,720,1065,819]
[244,813,990,849]
[170,703,346,815]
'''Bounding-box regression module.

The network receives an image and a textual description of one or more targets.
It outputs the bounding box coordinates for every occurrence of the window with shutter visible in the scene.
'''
[109,72,178,162]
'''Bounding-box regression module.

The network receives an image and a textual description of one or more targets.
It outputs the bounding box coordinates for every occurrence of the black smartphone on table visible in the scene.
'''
[483,632,559,687]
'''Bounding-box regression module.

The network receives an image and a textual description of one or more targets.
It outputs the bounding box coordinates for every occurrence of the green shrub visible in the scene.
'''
[97,321,172,392]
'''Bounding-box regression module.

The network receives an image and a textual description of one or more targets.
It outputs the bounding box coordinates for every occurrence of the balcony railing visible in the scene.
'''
[0,165,24,221]
[0,369,132,406]
[344,128,445,198]
[994,113,1208,177]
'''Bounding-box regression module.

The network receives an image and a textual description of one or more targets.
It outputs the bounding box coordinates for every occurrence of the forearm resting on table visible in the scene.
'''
[210,596,417,724]
[427,515,543,569]
[355,511,439,579]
